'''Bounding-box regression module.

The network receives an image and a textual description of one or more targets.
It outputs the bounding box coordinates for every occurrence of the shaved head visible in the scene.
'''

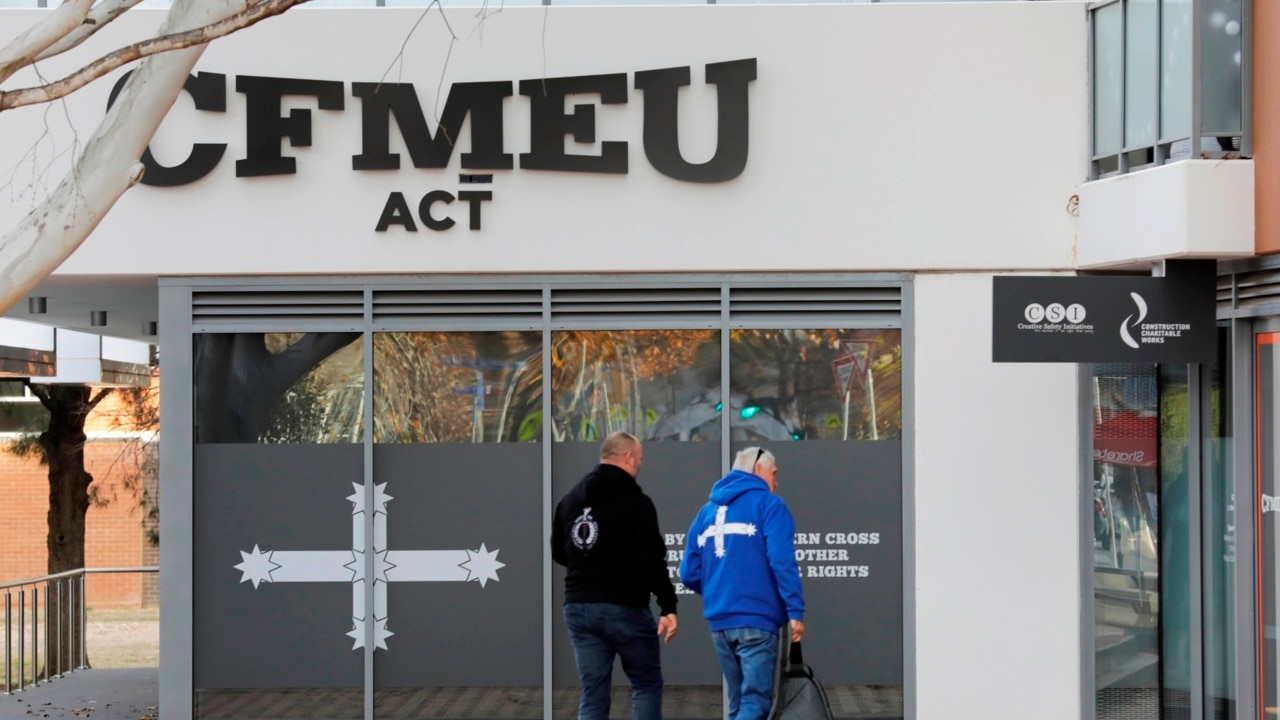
[600,431,644,478]
[600,431,640,461]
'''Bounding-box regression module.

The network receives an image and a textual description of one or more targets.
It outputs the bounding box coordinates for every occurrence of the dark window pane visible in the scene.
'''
[194,333,364,444]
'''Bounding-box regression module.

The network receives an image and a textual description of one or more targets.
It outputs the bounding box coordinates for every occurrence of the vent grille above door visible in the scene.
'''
[550,288,721,327]
[729,286,901,326]
[192,290,364,329]
[373,289,543,329]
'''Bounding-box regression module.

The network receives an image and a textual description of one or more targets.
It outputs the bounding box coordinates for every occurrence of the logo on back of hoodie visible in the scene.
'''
[571,507,599,551]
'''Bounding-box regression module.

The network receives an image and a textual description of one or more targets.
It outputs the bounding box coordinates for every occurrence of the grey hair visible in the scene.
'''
[732,446,776,473]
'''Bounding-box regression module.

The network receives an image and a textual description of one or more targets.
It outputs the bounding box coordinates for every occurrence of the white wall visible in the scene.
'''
[0,2,1089,277]
[914,273,1082,718]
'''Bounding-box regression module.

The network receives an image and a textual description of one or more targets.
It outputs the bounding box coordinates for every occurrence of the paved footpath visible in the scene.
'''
[0,669,158,720]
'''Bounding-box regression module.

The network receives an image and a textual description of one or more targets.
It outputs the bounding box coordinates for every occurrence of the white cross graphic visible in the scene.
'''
[234,482,504,651]
[697,505,757,558]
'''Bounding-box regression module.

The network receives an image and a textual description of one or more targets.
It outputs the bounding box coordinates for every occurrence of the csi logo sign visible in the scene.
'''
[1023,303,1087,324]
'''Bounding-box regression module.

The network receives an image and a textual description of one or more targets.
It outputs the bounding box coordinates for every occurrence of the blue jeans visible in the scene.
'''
[564,602,663,720]
[712,627,779,720]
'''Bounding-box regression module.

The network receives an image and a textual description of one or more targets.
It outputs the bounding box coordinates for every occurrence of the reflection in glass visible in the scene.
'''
[1125,0,1158,149]
[729,330,901,441]
[1258,334,1280,716]
[1093,364,1160,719]
[1093,2,1123,156]
[194,333,364,444]
[1203,326,1235,718]
[1200,0,1243,134]
[1160,364,1191,714]
[374,332,542,443]
[193,333,364,719]
[550,330,720,442]
[1161,0,1192,142]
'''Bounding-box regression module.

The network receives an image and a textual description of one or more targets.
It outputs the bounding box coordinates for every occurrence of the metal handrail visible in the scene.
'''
[0,567,157,591]
[2,566,158,694]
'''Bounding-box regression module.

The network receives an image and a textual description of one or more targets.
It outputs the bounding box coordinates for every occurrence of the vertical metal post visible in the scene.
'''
[67,578,74,675]
[541,285,553,720]
[55,580,61,677]
[5,591,11,693]
[1190,0,1203,158]
[78,574,86,669]
[1231,317,1257,720]
[361,305,374,720]
[1240,0,1253,157]
[42,583,50,682]
[18,588,25,691]
[1118,0,1130,174]
[32,586,38,685]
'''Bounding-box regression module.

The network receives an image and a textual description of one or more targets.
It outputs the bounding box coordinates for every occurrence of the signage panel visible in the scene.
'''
[992,261,1216,363]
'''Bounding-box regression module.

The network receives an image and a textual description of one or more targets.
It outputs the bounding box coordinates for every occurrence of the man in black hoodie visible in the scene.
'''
[553,431,679,720]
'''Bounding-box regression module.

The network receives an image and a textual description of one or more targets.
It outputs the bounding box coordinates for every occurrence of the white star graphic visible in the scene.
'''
[347,616,394,651]
[346,482,393,516]
[345,549,396,584]
[234,545,280,589]
[460,544,505,588]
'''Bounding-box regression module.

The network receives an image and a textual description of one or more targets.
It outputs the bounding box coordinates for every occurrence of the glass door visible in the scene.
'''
[1255,329,1280,719]
[549,329,724,720]
[371,331,545,720]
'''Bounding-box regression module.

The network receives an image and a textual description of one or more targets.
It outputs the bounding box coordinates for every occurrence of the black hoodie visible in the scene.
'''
[552,463,678,616]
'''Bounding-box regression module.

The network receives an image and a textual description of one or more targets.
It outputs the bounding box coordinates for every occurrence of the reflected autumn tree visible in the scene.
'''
[195,332,363,443]
[551,330,719,441]
[374,332,542,443]
[729,329,902,441]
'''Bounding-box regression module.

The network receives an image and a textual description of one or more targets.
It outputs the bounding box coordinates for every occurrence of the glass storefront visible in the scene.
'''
[183,280,908,720]
[193,332,365,719]
[1092,363,1162,719]
[1090,319,1241,720]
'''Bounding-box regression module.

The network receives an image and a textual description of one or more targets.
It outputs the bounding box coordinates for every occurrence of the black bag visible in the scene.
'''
[767,636,835,720]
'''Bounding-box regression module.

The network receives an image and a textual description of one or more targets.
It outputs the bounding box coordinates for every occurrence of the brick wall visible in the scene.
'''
[1,440,154,609]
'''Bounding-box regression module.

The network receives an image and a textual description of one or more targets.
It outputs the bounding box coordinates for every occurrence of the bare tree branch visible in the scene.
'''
[0,0,311,112]
[0,0,256,316]
[22,378,50,408]
[88,386,114,409]
[35,0,147,64]
[0,0,94,84]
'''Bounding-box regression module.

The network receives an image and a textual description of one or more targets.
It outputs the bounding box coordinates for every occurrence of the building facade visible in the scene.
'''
[0,0,1273,718]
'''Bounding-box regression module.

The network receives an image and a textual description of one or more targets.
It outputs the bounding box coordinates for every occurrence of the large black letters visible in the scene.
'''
[634,58,756,183]
[519,74,628,174]
[351,82,513,171]
[107,72,228,187]
[236,76,345,177]
[110,59,757,187]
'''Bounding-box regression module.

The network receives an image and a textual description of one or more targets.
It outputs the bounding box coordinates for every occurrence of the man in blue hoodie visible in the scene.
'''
[679,446,805,720]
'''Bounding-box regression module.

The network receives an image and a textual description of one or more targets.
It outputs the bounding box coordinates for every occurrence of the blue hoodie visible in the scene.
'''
[678,469,805,633]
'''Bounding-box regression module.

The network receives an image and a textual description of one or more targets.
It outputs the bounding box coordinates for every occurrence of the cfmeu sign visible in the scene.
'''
[992,260,1216,363]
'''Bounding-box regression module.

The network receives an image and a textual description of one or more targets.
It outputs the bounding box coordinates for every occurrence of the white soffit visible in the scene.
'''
[29,329,152,387]
[0,318,55,378]
[1077,159,1255,269]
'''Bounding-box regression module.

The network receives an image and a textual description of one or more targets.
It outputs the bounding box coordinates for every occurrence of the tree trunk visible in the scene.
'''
[42,385,94,674]
[194,332,360,442]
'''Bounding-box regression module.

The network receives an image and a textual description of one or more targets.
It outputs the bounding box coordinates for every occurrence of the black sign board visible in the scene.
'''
[993,260,1216,363]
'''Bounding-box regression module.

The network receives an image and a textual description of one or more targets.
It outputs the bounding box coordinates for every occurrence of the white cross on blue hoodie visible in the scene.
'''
[678,468,805,633]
